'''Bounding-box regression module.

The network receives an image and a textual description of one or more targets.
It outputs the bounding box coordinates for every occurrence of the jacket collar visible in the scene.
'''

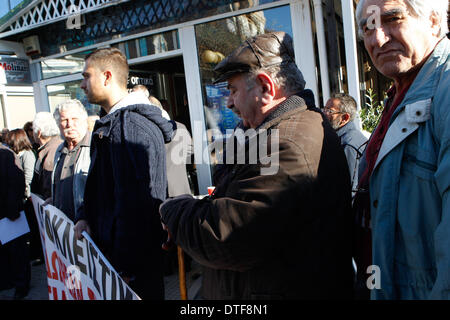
[391,37,449,120]
[108,91,152,115]
[94,91,157,139]
[38,135,62,152]
[336,120,357,138]
[93,103,173,143]
[92,111,116,139]
[60,131,91,153]
[257,94,307,131]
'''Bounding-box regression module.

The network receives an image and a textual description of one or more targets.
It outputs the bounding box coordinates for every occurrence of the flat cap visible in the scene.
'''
[213,31,295,84]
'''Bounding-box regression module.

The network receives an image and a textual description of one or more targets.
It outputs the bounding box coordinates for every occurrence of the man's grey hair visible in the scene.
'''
[330,93,358,121]
[356,0,449,39]
[246,62,306,96]
[33,112,60,138]
[53,99,88,124]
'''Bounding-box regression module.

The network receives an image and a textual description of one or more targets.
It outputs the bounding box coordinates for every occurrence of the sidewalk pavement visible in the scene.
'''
[0,259,202,300]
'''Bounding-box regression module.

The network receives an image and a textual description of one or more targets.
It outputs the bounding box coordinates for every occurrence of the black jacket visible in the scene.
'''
[80,103,172,299]
[0,144,25,220]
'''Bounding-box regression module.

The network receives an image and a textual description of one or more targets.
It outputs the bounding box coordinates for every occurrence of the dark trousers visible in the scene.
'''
[24,198,44,261]
[130,272,165,300]
[0,235,31,291]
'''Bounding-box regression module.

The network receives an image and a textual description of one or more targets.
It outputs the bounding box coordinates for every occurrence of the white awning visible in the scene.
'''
[0,0,130,38]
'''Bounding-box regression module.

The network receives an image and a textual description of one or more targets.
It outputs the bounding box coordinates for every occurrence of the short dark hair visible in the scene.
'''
[85,48,129,88]
[4,129,32,154]
[330,93,358,121]
[23,121,33,132]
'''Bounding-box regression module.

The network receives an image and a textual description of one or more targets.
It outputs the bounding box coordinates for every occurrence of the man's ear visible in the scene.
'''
[429,11,442,37]
[36,130,42,141]
[256,73,276,98]
[103,70,112,86]
[340,112,351,126]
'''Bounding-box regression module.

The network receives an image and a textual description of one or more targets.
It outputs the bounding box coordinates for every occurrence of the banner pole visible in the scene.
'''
[177,246,187,300]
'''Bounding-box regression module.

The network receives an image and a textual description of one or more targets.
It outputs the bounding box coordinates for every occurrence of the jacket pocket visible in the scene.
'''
[402,141,437,182]
[403,154,436,179]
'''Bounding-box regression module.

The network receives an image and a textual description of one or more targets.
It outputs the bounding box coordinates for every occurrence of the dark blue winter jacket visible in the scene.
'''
[79,100,173,299]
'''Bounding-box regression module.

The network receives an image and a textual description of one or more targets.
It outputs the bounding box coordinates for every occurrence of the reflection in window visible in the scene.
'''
[112,30,180,60]
[47,81,101,116]
[139,31,179,56]
[124,39,138,59]
[195,5,292,167]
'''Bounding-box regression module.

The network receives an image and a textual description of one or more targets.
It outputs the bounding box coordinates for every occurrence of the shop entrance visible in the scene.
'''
[128,56,191,133]
[128,55,198,194]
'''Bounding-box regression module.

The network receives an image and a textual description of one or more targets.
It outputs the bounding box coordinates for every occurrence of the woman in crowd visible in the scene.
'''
[5,129,36,198]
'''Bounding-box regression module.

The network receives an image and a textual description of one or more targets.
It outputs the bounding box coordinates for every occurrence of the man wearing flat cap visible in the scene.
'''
[160,31,354,299]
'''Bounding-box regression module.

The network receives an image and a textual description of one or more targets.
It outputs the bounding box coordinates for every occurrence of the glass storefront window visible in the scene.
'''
[30,0,282,57]
[42,30,179,80]
[139,31,180,57]
[124,39,139,60]
[41,51,91,80]
[112,30,180,59]
[47,80,101,116]
[195,5,293,167]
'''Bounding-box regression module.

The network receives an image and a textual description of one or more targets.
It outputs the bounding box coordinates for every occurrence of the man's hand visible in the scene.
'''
[74,219,91,240]
[159,195,193,251]
[160,199,174,251]
[161,222,174,251]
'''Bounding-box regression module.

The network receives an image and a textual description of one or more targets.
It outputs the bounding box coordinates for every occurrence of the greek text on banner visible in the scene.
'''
[31,194,140,300]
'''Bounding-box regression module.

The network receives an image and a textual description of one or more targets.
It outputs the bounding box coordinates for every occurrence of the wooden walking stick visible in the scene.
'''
[162,226,188,300]
[177,246,188,300]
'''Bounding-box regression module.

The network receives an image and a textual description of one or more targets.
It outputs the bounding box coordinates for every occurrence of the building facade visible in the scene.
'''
[0,0,368,194]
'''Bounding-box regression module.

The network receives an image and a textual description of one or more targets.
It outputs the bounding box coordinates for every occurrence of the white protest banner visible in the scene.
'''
[30,194,140,300]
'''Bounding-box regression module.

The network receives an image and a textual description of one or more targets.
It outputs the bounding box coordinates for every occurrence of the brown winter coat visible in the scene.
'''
[160,95,354,299]
[30,136,63,199]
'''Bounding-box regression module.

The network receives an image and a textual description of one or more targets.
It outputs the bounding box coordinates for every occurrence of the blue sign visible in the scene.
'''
[205,82,241,134]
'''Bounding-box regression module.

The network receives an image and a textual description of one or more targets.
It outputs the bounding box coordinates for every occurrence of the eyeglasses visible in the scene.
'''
[323,109,342,115]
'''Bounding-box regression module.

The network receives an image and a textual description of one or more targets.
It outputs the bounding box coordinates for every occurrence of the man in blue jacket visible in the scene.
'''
[75,48,173,300]
[323,93,368,194]
[355,0,449,299]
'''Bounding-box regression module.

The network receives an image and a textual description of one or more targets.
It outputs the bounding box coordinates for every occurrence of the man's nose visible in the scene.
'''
[373,26,390,47]
[226,96,234,109]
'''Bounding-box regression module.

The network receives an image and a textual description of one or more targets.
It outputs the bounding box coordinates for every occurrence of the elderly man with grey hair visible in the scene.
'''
[29,112,63,266]
[50,99,91,222]
[160,32,353,299]
[323,93,367,192]
[354,0,450,299]
[30,112,63,200]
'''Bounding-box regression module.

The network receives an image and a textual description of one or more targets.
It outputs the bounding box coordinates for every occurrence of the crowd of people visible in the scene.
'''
[0,0,449,300]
